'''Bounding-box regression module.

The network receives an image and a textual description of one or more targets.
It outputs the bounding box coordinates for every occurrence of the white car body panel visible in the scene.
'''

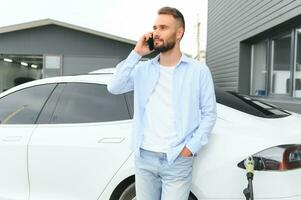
[191,105,301,199]
[97,155,135,200]
[0,125,34,200]
[28,121,132,200]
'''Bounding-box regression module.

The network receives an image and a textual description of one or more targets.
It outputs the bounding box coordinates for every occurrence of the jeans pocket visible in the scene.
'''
[178,154,194,160]
[177,155,194,166]
[180,154,193,157]
[166,156,194,179]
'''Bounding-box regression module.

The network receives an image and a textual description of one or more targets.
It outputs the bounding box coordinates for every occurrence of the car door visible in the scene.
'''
[0,84,57,200]
[28,82,133,200]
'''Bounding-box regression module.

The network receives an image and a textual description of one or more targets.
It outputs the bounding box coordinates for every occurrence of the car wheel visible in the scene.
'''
[118,182,197,200]
[118,182,136,200]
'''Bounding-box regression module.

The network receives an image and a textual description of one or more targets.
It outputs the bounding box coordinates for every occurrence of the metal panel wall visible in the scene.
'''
[207,0,301,92]
[0,25,135,77]
[0,25,134,58]
[62,56,120,75]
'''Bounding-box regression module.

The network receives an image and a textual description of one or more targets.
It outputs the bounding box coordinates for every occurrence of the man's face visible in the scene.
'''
[152,14,182,53]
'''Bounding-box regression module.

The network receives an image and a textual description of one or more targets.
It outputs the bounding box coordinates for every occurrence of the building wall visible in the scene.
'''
[207,0,301,92]
[0,25,136,77]
[0,25,134,59]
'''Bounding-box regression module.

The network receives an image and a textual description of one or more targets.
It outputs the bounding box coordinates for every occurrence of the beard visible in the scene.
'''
[154,35,177,53]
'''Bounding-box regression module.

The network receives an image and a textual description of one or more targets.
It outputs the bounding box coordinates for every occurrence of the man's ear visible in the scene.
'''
[176,27,184,40]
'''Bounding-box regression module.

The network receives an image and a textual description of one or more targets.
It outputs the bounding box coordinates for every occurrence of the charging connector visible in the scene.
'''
[243,156,254,200]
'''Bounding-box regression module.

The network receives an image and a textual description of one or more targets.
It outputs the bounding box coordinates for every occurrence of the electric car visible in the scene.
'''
[0,69,300,200]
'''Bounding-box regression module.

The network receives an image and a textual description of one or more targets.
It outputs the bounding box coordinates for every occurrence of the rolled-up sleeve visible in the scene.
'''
[107,50,142,95]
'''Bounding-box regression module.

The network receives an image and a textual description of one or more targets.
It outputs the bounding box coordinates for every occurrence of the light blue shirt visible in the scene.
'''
[107,50,217,164]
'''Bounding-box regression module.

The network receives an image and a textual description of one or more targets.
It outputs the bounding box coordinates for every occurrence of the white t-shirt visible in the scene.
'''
[141,65,177,153]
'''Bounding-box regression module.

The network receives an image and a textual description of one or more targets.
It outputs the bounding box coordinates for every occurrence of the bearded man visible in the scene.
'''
[107,6,217,200]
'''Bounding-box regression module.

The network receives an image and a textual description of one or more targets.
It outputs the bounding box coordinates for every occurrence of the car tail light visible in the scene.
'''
[238,144,301,171]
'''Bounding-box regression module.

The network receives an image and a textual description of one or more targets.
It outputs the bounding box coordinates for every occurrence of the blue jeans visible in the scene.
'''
[135,148,193,200]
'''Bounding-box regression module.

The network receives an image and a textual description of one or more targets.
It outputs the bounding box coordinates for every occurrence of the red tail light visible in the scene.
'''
[281,145,301,170]
[238,144,301,171]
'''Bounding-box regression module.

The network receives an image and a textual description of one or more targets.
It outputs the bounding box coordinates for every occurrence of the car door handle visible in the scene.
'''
[98,137,125,144]
[2,136,23,142]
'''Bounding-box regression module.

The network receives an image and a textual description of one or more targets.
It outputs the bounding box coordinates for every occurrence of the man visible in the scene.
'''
[107,6,217,200]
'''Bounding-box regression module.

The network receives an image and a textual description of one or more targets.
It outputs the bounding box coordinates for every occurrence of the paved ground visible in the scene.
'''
[256,97,301,114]
[266,102,301,114]
[278,104,301,114]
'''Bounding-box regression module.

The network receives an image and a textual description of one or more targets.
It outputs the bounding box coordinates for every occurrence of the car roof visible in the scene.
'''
[89,68,116,74]
[0,73,114,98]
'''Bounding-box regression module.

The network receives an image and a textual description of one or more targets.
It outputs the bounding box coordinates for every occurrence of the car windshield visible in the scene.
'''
[215,88,291,118]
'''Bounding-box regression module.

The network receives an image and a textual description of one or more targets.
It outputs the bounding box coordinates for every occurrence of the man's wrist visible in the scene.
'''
[133,48,144,57]
[128,50,142,62]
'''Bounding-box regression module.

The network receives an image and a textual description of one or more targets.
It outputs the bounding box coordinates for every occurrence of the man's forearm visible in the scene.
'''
[107,50,141,95]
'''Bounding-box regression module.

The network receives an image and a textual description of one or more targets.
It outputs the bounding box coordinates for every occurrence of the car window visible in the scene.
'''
[37,84,66,124]
[0,84,57,124]
[125,91,134,117]
[215,88,290,118]
[50,83,130,123]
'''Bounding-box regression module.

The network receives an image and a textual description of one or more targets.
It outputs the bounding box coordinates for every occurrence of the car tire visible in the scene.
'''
[118,182,197,200]
[118,182,136,200]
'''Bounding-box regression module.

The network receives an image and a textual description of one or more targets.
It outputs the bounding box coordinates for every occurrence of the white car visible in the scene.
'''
[0,69,300,200]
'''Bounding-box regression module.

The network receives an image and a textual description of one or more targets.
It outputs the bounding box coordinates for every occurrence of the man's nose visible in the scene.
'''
[153,30,160,38]
[153,33,160,39]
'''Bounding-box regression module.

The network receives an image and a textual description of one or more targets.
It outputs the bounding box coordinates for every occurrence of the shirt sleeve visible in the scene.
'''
[107,50,142,95]
[185,65,217,155]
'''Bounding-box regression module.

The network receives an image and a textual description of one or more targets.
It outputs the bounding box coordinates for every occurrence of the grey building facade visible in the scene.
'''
[207,0,301,112]
[0,19,136,92]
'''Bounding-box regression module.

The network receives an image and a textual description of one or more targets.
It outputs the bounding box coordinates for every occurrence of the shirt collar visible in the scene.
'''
[150,52,190,66]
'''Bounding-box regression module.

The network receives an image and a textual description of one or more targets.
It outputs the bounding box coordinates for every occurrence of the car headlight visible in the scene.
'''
[237,144,301,171]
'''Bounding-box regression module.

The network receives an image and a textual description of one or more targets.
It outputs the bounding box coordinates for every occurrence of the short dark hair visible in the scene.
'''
[158,6,185,38]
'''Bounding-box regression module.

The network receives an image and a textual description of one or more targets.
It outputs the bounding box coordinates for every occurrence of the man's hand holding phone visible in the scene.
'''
[134,32,155,57]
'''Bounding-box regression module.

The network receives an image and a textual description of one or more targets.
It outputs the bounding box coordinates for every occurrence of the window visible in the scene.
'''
[125,91,134,116]
[43,55,62,78]
[271,33,292,95]
[0,84,56,124]
[50,83,130,123]
[216,88,290,118]
[250,28,301,98]
[37,84,65,124]
[294,28,301,97]
[251,40,268,96]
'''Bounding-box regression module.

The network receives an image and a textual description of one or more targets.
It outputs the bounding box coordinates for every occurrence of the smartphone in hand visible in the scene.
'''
[147,37,154,50]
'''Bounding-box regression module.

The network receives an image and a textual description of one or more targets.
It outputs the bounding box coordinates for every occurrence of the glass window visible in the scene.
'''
[37,84,65,124]
[43,55,62,78]
[125,91,134,117]
[0,84,56,124]
[215,88,290,118]
[251,40,268,96]
[50,83,130,123]
[271,33,292,95]
[294,28,301,98]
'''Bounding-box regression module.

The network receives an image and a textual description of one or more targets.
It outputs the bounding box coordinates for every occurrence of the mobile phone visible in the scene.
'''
[147,37,154,50]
